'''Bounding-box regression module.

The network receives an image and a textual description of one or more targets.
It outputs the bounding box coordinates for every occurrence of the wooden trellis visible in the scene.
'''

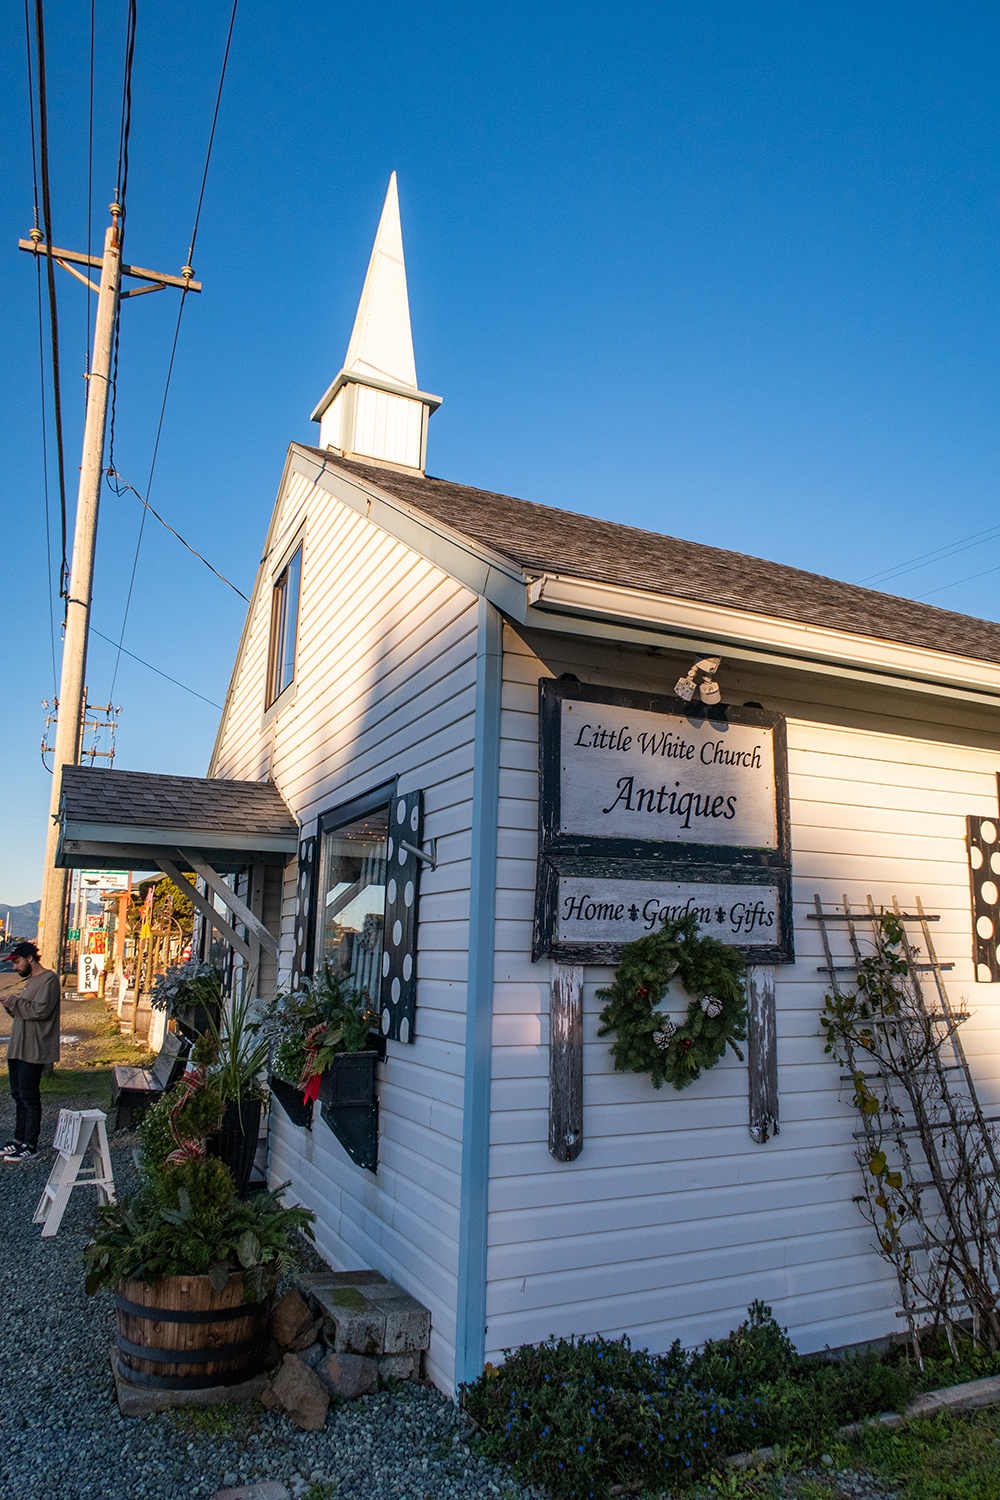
[813,893,1000,1359]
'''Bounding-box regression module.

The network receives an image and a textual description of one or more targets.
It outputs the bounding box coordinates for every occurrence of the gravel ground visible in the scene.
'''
[0,1089,532,1500]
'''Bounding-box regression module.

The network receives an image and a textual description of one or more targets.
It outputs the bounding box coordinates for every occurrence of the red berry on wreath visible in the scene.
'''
[680,1037,693,1051]
[636,985,649,998]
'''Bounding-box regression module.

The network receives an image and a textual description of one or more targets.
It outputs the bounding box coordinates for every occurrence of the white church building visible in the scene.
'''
[58,176,1000,1395]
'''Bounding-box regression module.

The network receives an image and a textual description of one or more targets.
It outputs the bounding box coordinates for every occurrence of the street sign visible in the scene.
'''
[67,928,81,941]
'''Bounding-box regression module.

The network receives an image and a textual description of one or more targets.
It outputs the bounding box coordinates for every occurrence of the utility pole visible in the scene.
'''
[21,205,201,973]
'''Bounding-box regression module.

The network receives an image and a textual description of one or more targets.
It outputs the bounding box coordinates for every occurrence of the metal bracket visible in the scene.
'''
[399,838,437,869]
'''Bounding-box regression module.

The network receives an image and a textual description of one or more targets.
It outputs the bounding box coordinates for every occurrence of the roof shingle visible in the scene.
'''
[61,766,297,838]
[305,447,1000,667]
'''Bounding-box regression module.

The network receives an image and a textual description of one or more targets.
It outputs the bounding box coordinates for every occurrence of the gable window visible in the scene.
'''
[266,545,302,706]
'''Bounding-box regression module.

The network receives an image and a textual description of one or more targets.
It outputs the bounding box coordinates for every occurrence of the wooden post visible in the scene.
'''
[549,963,584,1161]
[746,964,779,1143]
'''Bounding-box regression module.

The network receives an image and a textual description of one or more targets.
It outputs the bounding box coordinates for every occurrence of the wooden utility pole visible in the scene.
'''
[21,206,201,972]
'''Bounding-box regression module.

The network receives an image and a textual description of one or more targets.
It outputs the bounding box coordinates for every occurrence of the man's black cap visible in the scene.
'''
[8,941,39,961]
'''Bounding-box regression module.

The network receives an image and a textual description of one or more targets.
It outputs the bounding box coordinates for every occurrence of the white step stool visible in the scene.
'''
[33,1108,116,1238]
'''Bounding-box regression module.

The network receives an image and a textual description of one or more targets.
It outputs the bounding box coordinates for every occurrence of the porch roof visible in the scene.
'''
[56,765,299,872]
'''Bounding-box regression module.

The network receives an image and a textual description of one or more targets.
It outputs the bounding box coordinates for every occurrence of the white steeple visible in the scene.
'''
[311,173,441,473]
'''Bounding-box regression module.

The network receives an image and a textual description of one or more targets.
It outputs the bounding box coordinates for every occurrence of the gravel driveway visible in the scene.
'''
[0,1088,530,1500]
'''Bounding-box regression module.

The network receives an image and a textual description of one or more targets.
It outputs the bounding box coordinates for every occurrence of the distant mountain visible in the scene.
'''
[0,900,40,941]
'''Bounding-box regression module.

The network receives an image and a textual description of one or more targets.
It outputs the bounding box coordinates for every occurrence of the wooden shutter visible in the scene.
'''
[968,816,1000,982]
[380,790,423,1042]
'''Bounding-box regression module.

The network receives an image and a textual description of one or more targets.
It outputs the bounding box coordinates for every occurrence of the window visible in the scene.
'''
[316,808,388,1007]
[266,545,302,706]
[306,786,424,1042]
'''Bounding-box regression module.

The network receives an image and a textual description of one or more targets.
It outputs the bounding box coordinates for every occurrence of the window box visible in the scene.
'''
[318,1050,379,1172]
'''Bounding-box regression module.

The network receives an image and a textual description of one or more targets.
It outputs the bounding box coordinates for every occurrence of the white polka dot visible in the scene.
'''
[399,1017,410,1044]
[410,806,419,831]
[382,952,391,977]
[982,821,998,844]
[404,881,414,908]
[388,878,397,903]
[387,837,394,859]
[397,799,406,824]
[971,846,985,869]
[992,851,1000,875]
[398,847,407,866]
[977,915,995,939]
[382,1009,391,1033]
[982,881,999,906]
[979,963,994,983]
[392,920,402,945]
[391,977,400,1002]
[402,954,412,981]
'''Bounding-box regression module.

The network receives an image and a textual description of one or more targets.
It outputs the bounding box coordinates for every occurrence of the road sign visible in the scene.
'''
[67,928,81,941]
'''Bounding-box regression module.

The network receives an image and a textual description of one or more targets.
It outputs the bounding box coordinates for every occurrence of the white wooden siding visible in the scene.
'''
[486,624,1000,1363]
[213,468,479,1392]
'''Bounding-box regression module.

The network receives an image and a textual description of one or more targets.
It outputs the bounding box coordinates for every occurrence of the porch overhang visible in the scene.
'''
[56,765,299,874]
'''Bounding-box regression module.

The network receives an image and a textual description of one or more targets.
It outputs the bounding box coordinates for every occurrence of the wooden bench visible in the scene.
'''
[111,1031,190,1130]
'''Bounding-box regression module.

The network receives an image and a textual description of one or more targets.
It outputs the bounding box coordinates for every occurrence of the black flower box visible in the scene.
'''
[268,1073,313,1129]
[318,1050,379,1172]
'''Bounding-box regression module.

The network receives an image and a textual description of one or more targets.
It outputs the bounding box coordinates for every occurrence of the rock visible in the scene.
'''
[317,1350,378,1400]
[264,1354,330,1431]
[270,1290,315,1350]
[906,1372,1000,1416]
[377,1352,420,1382]
[298,1341,326,1369]
[288,1317,323,1352]
[213,1485,290,1500]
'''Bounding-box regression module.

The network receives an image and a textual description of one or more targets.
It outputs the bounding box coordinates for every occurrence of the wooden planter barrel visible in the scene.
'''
[114,1272,271,1390]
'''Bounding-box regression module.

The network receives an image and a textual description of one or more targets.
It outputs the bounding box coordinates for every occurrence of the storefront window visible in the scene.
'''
[315,809,388,1005]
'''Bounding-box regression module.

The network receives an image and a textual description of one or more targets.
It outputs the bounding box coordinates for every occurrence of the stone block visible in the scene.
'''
[377,1352,421,1382]
[213,1485,290,1500]
[363,1283,431,1353]
[270,1289,314,1349]
[264,1353,330,1431]
[317,1350,379,1399]
[309,1286,386,1355]
[906,1373,1000,1416]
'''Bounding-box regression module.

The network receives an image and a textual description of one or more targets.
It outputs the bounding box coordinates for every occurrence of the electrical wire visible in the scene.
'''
[23,0,57,693]
[915,562,1000,603]
[90,626,222,708]
[105,0,242,700]
[32,0,69,602]
[858,521,1000,588]
[86,0,95,372]
[106,470,249,600]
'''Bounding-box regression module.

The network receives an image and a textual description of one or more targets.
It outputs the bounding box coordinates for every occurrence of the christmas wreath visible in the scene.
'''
[596,911,748,1090]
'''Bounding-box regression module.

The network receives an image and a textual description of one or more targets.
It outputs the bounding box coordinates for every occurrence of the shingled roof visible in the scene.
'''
[59,774,299,870]
[304,447,1000,667]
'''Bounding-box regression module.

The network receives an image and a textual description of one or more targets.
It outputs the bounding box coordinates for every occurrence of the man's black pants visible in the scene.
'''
[8,1058,44,1150]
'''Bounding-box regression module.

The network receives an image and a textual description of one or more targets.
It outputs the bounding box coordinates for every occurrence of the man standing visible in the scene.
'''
[2,941,60,1161]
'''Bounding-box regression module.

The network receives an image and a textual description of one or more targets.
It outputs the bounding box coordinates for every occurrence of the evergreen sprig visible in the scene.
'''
[596,911,747,1089]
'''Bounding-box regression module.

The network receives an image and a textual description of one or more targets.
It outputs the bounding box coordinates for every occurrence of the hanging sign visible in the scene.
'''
[79,871,129,892]
[78,952,105,994]
[534,678,793,964]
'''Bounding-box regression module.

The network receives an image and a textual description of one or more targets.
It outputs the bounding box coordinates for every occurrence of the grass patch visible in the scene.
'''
[41,1067,114,1103]
[162,1401,261,1440]
[855,1406,1000,1499]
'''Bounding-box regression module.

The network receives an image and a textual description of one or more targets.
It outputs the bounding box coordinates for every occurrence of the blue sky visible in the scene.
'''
[2,2,999,903]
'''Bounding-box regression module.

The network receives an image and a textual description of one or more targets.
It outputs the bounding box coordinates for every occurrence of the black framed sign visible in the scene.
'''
[533,677,793,964]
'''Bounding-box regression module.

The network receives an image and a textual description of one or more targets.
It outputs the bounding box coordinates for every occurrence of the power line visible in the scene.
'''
[90,626,222,708]
[107,470,249,600]
[106,0,242,699]
[915,562,1000,604]
[859,521,1000,588]
[23,0,57,692]
[31,0,69,602]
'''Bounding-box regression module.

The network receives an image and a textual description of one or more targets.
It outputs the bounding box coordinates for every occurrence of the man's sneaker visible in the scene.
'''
[3,1144,37,1162]
[0,1140,22,1157]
